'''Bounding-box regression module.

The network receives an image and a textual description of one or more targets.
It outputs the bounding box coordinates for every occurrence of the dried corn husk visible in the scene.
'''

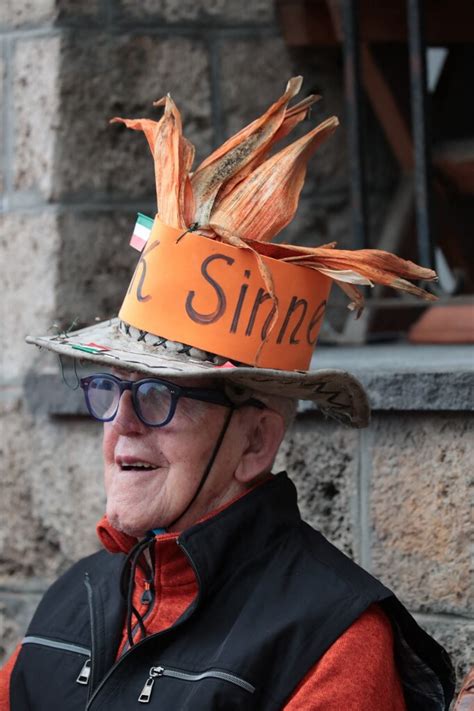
[245,240,437,311]
[191,76,304,226]
[112,95,193,228]
[109,116,161,153]
[111,78,437,316]
[214,94,321,204]
[211,117,339,242]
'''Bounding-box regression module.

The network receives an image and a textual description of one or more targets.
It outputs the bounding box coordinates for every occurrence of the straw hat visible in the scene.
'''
[27,78,436,428]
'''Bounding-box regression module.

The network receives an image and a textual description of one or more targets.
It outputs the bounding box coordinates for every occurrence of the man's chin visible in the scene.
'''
[106,508,154,539]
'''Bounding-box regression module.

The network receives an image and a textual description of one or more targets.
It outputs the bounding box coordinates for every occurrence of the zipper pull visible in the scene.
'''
[138,666,164,704]
[141,581,153,604]
[76,658,91,685]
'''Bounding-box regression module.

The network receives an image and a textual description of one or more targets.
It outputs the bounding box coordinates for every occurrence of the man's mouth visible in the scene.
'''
[116,457,160,472]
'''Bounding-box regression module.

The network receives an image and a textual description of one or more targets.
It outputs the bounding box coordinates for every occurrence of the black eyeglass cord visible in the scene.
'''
[119,534,155,648]
[118,406,235,649]
[166,405,235,531]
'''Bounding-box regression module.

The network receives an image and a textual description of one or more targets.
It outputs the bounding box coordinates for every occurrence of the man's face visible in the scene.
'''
[102,371,247,537]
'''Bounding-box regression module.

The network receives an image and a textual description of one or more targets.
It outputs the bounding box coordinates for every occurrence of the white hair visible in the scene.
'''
[224,383,298,431]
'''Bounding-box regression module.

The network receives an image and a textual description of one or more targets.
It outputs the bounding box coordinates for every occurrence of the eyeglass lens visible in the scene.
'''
[135,381,172,425]
[88,377,120,421]
[86,376,174,426]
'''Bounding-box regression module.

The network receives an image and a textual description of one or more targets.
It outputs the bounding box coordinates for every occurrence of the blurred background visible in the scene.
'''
[1,0,472,689]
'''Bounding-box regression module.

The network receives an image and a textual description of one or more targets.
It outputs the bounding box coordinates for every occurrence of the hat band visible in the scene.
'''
[119,218,331,371]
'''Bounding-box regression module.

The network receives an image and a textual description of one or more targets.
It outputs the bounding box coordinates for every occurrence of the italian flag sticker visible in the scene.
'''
[130,213,154,251]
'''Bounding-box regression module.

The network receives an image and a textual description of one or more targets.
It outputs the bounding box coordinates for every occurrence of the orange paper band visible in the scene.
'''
[119,218,331,370]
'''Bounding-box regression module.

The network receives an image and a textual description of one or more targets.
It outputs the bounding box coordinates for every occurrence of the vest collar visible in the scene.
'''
[177,473,300,596]
[96,471,279,557]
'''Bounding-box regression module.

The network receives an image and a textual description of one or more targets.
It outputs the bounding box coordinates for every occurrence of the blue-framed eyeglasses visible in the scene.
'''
[80,373,264,427]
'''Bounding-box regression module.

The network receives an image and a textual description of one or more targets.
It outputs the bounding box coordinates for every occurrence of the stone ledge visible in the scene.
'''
[24,369,89,416]
[307,344,474,412]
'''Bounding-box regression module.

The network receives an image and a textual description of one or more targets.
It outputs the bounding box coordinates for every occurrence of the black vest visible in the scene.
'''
[11,474,454,710]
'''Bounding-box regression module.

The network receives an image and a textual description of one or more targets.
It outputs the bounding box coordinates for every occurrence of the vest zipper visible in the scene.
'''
[85,540,202,709]
[138,664,255,703]
[138,665,164,703]
[84,572,95,702]
[22,636,91,687]
[22,636,90,657]
[76,658,92,685]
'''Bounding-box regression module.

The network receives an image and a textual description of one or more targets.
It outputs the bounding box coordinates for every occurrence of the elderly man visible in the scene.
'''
[0,366,451,709]
[1,79,454,709]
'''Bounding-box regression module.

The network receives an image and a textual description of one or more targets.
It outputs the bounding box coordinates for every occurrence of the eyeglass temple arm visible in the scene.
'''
[180,387,233,406]
[179,387,265,410]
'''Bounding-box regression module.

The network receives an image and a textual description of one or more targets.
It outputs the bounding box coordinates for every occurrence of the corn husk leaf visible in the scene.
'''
[210,116,339,243]
[151,95,194,228]
[239,238,337,259]
[191,76,304,227]
[214,94,321,205]
[268,245,437,308]
[334,280,366,316]
[281,248,437,287]
[208,223,275,300]
[112,96,194,228]
[109,116,161,154]
[271,94,321,143]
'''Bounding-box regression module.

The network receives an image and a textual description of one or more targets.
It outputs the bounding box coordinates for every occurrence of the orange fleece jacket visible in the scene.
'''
[0,515,406,709]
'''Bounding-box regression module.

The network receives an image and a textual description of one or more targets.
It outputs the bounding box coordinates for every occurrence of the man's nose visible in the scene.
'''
[111,390,147,435]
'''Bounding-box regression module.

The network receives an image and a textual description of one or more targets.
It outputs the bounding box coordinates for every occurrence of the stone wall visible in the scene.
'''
[0,0,471,698]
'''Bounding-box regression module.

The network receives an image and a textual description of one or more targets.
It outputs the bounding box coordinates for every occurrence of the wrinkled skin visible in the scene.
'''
[102,371,285,537]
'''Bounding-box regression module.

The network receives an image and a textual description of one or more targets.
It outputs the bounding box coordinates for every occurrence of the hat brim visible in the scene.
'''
[26,319,370,428]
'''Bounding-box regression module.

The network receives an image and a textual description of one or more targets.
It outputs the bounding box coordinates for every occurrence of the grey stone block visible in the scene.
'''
[0,590,44,664]
[275,416,359,558]
[0,48,4,197]
[365,371,474,412]
[219,38,293,142]
[12,36,61,200]
[24,371,89,417]
[0,0,56,28]
[56,0,102,23]
[0,403,104,581]
[0,212,61,381]
[117,0,275,24]
[53,34,212,200]
[55,211,138,327]
[0,0,101,28]
[370,413,474,616]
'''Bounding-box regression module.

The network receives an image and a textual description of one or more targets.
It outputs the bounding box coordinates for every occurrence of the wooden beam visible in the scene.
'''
[361,45,413,171]
[277,0,474,46]
[327,1,414,171]
[434,140,474,195]
[276,0,337,46]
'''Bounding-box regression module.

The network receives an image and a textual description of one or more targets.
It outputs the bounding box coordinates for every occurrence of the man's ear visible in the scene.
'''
[234,408,286,484]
